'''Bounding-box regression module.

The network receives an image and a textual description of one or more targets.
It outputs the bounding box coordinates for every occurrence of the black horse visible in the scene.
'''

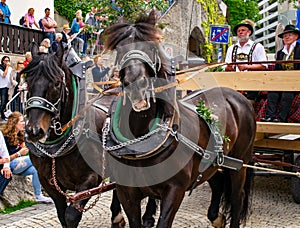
[102,11,256,228]
[21,43,127,227]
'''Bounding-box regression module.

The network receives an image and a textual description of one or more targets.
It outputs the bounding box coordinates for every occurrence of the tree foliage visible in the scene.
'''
[55,0,168,25]
[222,0,261,32]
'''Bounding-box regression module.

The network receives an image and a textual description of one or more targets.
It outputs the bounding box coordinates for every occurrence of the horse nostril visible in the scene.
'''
[25,124,45,140]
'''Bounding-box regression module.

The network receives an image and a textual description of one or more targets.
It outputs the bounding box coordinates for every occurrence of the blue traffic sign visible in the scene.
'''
[209,25,230,44]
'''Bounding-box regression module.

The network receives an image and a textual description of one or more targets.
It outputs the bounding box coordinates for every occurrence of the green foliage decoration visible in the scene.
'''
[197,0,226,63]
[196,99,230,148]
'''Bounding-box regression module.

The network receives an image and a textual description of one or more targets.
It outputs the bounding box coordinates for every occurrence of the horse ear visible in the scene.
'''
[147,10,157,26]
[30,42,39,57]
[55,41,64,64]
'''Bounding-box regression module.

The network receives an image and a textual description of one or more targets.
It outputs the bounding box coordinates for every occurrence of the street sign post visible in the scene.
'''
[209,25,230,44]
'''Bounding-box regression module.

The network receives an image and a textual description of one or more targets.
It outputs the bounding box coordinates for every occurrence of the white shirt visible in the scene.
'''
[282,41,297,60]
[225,39,267,71]
[0,131,10,168]
[0,66,12,88]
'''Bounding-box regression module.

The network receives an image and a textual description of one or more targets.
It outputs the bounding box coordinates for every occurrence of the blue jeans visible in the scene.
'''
[0,87,8,119]
[44,32,56,53]
[10,156,42,195]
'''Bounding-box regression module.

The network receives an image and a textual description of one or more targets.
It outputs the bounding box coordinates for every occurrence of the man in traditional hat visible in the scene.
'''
[261,24,300,122]
[224,19,267,104]
[61,24,71,48]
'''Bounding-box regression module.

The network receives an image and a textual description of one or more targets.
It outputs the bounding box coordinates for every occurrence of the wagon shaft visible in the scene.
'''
[67,182,116,203]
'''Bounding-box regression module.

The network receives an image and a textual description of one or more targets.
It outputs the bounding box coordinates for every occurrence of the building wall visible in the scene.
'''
[8,0,54,27]
[159,0,206,61]
[255,0,297,52]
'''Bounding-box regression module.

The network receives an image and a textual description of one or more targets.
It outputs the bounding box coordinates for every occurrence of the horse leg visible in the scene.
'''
[65,198,89,228]
[228,168,248,228]
[38,176,69,227]
[142,197,157,227]
[156,188,185,228]
[64,174,100,228]
[116,187,142,228]
[207,171,226,228]
[110,190,126,227]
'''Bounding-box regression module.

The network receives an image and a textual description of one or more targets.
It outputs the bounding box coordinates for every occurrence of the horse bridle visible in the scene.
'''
[26,69,67,135]
[118,49,161,77]
[118,47,162,105]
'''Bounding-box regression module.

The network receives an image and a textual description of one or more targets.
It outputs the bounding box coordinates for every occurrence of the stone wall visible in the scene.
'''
[159,0,206,60]
[0,175,34,210]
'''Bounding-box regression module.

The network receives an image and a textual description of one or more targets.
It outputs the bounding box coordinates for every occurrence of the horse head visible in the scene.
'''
[22,42,73,142]
[104,10,174,114]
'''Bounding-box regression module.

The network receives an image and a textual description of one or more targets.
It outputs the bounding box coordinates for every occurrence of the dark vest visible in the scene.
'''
[275,42,300,70]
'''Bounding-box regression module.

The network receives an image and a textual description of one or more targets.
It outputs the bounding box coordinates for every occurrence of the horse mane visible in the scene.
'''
[21,53,66,84]
[103,10,159,51]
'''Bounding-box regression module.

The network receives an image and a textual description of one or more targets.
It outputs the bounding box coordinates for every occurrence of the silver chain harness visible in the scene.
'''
[102,117,168,151]
[33,126,81,158]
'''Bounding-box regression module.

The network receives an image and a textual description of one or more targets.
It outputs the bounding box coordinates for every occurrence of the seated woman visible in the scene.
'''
[1,112,53,203]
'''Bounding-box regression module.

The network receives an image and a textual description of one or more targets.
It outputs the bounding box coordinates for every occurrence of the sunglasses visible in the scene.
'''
[17,62,24,64]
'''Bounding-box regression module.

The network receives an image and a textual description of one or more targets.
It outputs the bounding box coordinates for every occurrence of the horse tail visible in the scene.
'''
[240,164,254,223]
[221,164,254,224]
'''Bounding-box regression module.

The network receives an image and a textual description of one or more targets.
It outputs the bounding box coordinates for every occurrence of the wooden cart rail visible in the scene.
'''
[175,70,300,151]
[176,71,300,91]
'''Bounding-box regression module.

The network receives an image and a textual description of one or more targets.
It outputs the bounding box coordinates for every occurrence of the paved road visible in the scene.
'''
[0,176,299,227]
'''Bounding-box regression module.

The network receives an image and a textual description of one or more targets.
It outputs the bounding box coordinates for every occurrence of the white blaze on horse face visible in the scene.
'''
[124,74,150,112]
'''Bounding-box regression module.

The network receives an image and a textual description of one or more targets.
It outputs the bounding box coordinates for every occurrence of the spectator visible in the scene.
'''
[61,24,72,49]
[261,25,300,122]
[0,130,11,195]
[85,6,97,23]
[23,52,32,68]
[70,16,84,56]
[71,10,83,28]
[9,60,24,113]
[224,19,267,105]
[41,8,57,53]
[92,55,110,92]
[39,38,51,53]
[2,112,53,203]
[71,10,88,57]
[86,12,104,57]
[9,60,22,113]
[51,33,62,52]
[23,8,40,29]
[0,0,11,24]
[0,56,12,121]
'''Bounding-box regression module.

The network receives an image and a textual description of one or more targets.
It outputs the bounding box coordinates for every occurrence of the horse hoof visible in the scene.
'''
[142,218,155,227]
[111,218,125,228]
[211,212,226,228]
[111,213,126,228]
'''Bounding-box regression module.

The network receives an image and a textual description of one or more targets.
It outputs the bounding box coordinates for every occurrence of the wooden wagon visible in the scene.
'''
[176,69,300,203]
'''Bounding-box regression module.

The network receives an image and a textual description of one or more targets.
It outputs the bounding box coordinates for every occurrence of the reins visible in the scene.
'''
[60,80,121,132]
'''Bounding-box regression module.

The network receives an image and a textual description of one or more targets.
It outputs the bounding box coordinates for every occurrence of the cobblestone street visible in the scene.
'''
[0,176,299,227]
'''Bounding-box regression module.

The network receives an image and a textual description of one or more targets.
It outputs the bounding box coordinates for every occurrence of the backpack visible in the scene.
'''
[39,18,45,31]
[19,16,25,26]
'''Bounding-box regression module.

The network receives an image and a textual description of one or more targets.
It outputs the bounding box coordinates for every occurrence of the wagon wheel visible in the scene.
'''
[291,155,300,204]
[283,150,294,172]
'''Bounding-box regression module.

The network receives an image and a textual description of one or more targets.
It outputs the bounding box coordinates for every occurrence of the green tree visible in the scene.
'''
[223,0,261,32]
[55,0,168,24]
